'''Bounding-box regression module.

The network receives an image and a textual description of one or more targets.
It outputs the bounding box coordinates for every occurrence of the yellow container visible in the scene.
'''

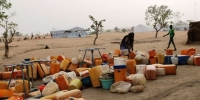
[68,79,83,90]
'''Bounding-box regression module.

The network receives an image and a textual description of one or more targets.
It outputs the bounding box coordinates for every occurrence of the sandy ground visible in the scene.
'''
[1,31,200,100]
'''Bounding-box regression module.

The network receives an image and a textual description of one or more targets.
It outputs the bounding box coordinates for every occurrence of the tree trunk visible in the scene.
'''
[4,41,9,58]
[93,32,99,45]
[155,31,158,38]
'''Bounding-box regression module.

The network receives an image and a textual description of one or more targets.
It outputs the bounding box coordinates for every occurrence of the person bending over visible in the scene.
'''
[120,32,134,52]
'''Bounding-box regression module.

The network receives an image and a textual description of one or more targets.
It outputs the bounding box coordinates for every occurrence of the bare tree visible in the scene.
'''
[89,15,105,45]
[145,5,173,38]
[0,0,18,58]
[1,21,18,58]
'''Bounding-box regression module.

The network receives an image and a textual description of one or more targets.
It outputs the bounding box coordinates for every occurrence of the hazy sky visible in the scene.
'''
[1,0,199,34]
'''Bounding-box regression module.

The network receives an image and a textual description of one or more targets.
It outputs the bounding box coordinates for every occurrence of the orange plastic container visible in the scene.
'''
[166,49,173,55]
[37,64,49,78]
[194,56,200,66]
[113,49,121,56]
[157,64,176,75]
[149,49,156,57]
[0,81,8,89]
[188,48,196,54]
[83,59,92,67]
[114,65,126,82]
[126,59,136,74]
[89,66,102,87]
[15,80,29,94]
[94,60,102,66]
[188,51,195,56]
[181,50,189,55]
[60,59,70,71]
[55,74,69,90]
[57,55,65,62]
[0,89,14,98]
[4,65,13,72]
[2,72,12,80]
[145,65,156,80]
[129,51,136,59]
[107,58,114,67]
[149,56,157,64]
[68,64,79,71]
[1,70,25,80]
[50,63,60,75]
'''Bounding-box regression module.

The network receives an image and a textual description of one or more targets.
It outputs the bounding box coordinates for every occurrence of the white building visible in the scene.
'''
[174,20,189,31]
[50,27,87,38]
[134,24,148,32]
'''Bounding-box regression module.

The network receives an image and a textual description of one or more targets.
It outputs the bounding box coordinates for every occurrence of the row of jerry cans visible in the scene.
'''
[73,60,178,88]
[114,64,177,82]
[165,55,200,65]
[114,59,177,82]
[149,48,196,57]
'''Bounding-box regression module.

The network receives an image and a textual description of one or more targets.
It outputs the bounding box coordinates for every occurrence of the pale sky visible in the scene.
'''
[1,0,199,34]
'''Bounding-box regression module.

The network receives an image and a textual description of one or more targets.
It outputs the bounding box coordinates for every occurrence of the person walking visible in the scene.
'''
[163,25,177,51]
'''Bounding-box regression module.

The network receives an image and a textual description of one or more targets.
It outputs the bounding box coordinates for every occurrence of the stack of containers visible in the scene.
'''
[113,57,127,82]
[149,49,157,64]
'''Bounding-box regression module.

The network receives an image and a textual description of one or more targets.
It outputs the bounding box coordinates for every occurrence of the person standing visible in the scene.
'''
[163,25,177,51]
[31,33,33,39]
[120,32,134,52]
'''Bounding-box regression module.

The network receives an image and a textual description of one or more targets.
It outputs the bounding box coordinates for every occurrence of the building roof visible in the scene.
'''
[68,27,86,31]
[135,24,147,28]
[176,20,188,25]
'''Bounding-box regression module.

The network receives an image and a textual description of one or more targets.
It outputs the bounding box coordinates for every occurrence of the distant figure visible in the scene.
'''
[2,39,4,42]
[38,36,41,39]
[0,39,1,42]
[163,25,177,51]
[35,37,37,39]
[78,34,81,37]
[24,37,28,40]
[44,45,49,49]
[31,34,33,39]
[18,38,20,41]
[120,32,134,52]
[51,33,52,38]
[43,36,46,39]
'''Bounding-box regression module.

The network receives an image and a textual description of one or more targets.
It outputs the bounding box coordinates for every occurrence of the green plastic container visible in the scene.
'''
[100,78,114,90]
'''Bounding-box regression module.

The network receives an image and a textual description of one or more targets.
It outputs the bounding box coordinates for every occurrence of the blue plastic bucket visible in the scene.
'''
[100,78,114,90]
[81,76,92,87]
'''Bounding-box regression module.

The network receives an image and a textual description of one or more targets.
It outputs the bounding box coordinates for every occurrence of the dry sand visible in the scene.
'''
[1,31,200,100]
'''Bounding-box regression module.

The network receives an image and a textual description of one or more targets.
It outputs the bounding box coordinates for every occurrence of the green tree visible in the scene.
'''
[145,5,173,38]
[121,28,126,33]
[0,0,11,21]
[89,15,105,45]
[114,27,120,32]
[0,0,18,58]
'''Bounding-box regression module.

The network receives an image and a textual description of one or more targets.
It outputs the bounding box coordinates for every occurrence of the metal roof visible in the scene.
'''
[68,27,86,31]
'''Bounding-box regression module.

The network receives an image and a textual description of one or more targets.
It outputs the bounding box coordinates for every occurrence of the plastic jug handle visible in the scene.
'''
[118,70,120,72]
